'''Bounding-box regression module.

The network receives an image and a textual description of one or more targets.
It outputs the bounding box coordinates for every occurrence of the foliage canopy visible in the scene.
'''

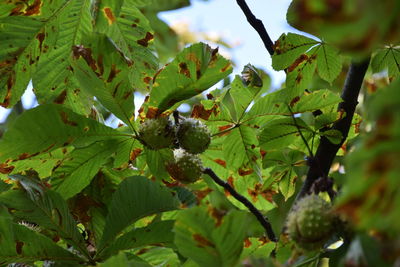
[0,0,399,266]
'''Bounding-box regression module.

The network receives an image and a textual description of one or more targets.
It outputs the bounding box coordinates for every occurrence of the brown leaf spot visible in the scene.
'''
[186,53,201,78]
[17,152,39,160]
[208,207,225,227]
[244,238,252,248]
[130,148,142,161]
[24,0,42,16]
[191,104,217,120]
[288,54,308,72]
[194,188,212,202]
[107,64,121,83]
[217,124,234,136]
[72,45,97,72]
[103,7,115,25]
[260,189,277,203]
[220,62,232,72]
[248,189,258,203]
[193,234,215,248]
[122,91,131,100]
[10,4,24,16]
[260,150,267,159]
[143,76,152,84]
[72,195,101,224]
[213,159,226,168]
[0,163,14,174]
[146,107,161,119]
[290,96,301,107]
[225,176,235,196]
[137,32,154,47]
[0,75,14,108]
[60,111,78,126]
[295,73,303,84]
[238,168,253,176]
[179,62,190,78]
[36,32,45,51]
[258,236,270,244]
[16,241,24,254]
[53,90,67,104]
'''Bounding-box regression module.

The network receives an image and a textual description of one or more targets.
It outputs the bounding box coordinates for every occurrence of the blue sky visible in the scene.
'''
[159,0,295,86]
[0,0,296,122]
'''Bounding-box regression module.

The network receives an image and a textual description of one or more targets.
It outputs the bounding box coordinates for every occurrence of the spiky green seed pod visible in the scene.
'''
[287,194,334,251]
[177,118,211,154]
[166,149,203,184]
[138,117,175,150]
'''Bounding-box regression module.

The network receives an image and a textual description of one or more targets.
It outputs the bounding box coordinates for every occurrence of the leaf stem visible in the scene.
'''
[210,124,239,137]
[203,168,277,242]
[287,104,314,158]
[236,0,275,56]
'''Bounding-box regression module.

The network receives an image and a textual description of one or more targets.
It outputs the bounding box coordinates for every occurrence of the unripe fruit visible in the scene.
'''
[138,117,175,150]
[286,194,334,251]
[177,118,211,154]
[166,149,203,184]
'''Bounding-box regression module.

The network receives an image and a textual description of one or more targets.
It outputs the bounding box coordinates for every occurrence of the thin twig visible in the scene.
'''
[296,58,370,200]
[287,104,314,158]
[203,168,278,242]
[236,0,275,56]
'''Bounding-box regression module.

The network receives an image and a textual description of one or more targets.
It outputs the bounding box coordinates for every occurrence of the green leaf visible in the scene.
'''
[239,237,275,263]
[0,104,124,164]
[272,33,319,70]
[371,45,400,78]
[0,184,89,259]
[273,33,342,88]
[137,247,180,266]
[0,180,11,193]
[286,46,318,91]
[99,220,175,259]
[229,75,264,120]
[98,253,136,267]
[246,89,342,123]
[99,176,179,249]
[316,43,342,83]
[222,125,260,172]
[226,175,276,211]
[320,129,343,145]
[10,147,73,179]
[145,148,174,180]
[0,16,43,107]
[0,219,83,265]
[32,0,93,115]
[148,42,232,112]
[95,0,158,89]
[263,150,304,200]
[52,140,125,199]
[174,207,250,267]
[259,117,313,151]
[139,0,190,11]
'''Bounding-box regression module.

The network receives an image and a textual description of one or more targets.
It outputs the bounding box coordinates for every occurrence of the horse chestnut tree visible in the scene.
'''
[0,0,398,266]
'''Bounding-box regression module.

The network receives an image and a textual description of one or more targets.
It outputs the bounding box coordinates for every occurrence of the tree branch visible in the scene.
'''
[203,168,278,242]
[236,0,275,56]
[296,58,370,200]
